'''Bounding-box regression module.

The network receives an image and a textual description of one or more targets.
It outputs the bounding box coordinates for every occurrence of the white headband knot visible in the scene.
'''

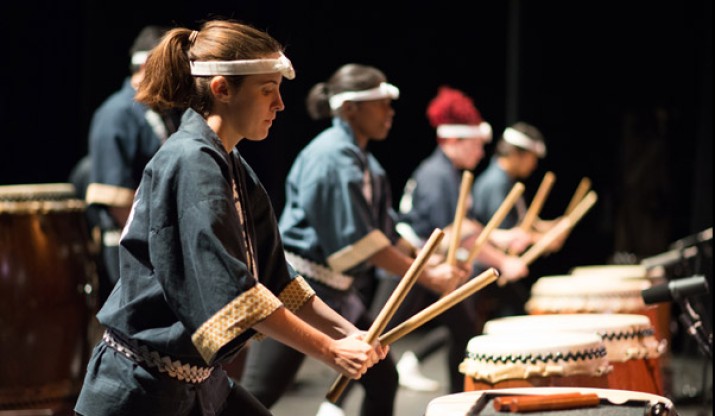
[131,51,150,66]
[328,82,400,110]
[436,122,492,142]
[189,52,296,79]
[503,127,546,157]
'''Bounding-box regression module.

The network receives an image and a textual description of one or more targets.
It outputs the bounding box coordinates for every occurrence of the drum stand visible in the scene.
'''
[675,296,712,416]
[677,298,712,360]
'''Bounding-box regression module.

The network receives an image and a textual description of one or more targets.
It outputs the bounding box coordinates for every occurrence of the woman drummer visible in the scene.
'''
[74,19,387,416]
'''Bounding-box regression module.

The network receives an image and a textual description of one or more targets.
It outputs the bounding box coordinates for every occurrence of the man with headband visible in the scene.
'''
[374,86,530,394]
[240,64,468,416]
[74,20,387,416]
[472,122,548,230]
[471,121,564,319]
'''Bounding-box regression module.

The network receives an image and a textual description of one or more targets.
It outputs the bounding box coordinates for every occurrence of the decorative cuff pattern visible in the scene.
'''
[192,283,282,364]
[327,229,391,272]
[277,276,315,313]
[86,183,136,207]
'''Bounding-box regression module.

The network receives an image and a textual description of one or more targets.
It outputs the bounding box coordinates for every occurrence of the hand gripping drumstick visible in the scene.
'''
[508,171,556,255]
[325,228,445,403]
[465,182,525,265]
[378,267,499,346]
[564,176,591,215]
[497,190,598,286]
[446,171,474,266]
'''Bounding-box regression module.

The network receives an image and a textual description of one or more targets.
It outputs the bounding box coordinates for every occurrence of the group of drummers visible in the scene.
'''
[1,18,708,416]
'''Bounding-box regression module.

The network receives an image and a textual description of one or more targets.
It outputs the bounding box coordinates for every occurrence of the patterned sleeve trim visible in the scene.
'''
[327,229,391,273]
[278,276,316,313]
[251,276,316,342]
[192,283,282,364]
[86,183,135,207]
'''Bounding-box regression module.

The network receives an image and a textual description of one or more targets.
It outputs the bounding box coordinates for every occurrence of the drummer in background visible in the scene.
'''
[379,86,530,393]
[471,122,565,318]
[239,64,468,416]
[78,25,181,306]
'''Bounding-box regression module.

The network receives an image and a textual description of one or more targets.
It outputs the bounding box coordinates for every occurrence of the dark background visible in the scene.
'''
[1,1,711,279]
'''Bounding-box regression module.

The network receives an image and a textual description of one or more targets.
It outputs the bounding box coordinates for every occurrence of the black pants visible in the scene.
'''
[219,380,272,416]
[240,314,398,416]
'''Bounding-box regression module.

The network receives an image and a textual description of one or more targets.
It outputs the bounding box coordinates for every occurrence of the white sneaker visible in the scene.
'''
[316,401,346,416]
[396,351,440,392]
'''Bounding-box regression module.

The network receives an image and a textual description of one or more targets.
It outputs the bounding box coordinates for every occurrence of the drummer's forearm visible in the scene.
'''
[293,295,360,339]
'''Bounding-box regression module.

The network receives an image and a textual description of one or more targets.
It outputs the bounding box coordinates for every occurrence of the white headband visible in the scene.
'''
[131,51,150,66]
[502,127,546,157]
[436,122,492,142]
[328,82,400,110]
[189,52,296,80]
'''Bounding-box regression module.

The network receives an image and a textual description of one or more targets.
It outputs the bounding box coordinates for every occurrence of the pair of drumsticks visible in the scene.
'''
[508,172,593,252]
[447,170,597,285]
[448,171,594,263]
[325,172,597,402]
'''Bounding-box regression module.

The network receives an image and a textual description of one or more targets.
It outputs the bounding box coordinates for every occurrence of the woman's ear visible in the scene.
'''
[342,101,357,115]
[209,76,232,103]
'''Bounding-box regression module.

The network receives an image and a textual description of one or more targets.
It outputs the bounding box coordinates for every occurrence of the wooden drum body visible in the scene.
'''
[483,313,666,395]
[425,387,676,416]
[459,332,611,391]
[0,184,96,413]
[524,274,669,345]
[570,264,649,279]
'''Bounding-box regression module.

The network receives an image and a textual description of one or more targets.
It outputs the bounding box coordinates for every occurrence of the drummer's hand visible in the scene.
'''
[327,335,374,379]
[533,219,568,253]
[497,256,529,286]
[507,228,533,254]
[350,330,390,364]
[546,231,568,253]
[534,216,561,233]
[427,252,445,266]
[490,227,533,253]
[419,262,470,295]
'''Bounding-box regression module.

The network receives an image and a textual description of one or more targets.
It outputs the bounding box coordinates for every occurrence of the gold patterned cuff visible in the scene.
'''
[278,276,315,312]
[192,283,282,364]
[327,229,391,272]
[251,276,316,342]
[86,183,135,207]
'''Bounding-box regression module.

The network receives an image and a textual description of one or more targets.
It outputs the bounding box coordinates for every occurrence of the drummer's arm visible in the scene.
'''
[108,206,132,228]
[470,242,529,282]
[292,295,361,338]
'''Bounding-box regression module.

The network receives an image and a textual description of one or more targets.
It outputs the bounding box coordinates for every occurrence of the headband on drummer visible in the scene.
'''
[189,52,296,80]
[436,122,492,141]
[502,127,547,158]
[427,86,491,141]
[328,82,400,110]
[131,51,150,66]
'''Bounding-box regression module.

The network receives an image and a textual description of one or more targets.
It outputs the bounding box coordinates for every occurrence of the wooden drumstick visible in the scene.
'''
[509,393,600,412]
[508,171,555,255]
[378,268,499,346]
[465,182,525,265]
[325,228,444,403]
[446,171,474,266]
[565,177,591,215]
[493,393,584,412]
